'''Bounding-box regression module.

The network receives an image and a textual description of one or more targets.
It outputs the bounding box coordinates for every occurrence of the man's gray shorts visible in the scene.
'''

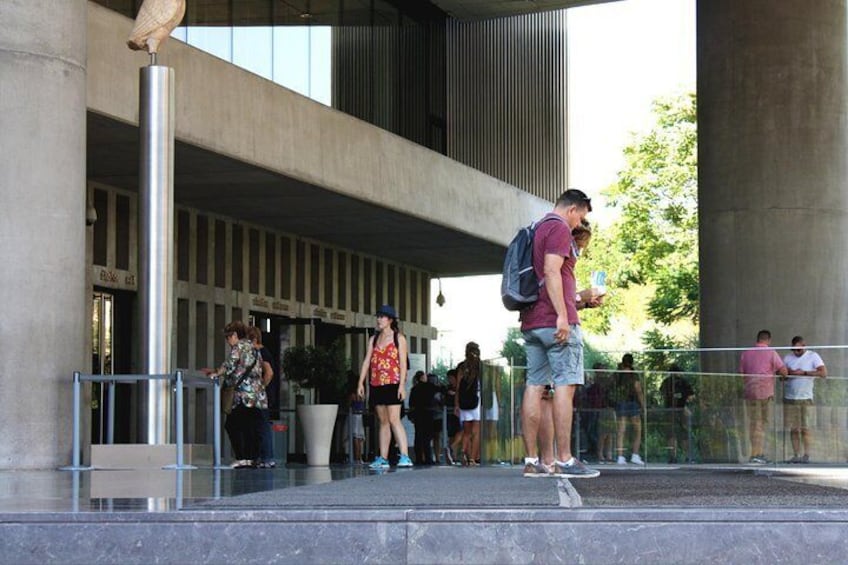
[522,325,584,387]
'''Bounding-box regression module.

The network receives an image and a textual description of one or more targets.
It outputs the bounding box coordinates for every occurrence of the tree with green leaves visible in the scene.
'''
[499,327,527,366]
[605,92,698,325]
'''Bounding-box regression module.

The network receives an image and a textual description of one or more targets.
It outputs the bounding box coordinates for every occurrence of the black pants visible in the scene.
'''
[225,404,264,461]
[414,417,434,464]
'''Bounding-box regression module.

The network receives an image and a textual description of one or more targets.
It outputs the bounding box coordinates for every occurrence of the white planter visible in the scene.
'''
[297,404,339,466]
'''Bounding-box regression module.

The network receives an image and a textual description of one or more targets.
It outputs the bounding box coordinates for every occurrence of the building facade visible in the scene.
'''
[2,0,566,467]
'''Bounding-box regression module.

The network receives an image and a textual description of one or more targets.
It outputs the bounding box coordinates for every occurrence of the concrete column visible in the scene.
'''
[698,1,848,351]
[0,1,87,467]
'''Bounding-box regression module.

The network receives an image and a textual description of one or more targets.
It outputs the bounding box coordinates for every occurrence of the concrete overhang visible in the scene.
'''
[87,3,550,276]
[430,0,621,20]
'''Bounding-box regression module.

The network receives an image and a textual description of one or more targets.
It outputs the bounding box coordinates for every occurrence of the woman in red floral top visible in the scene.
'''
[357,305,413,469]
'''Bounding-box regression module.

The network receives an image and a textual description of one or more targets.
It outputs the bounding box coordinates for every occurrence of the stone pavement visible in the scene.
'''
[193,464,848,510]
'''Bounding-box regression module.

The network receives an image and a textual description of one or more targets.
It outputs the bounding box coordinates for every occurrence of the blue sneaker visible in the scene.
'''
[397,454,414,468]
[369,456,389,470]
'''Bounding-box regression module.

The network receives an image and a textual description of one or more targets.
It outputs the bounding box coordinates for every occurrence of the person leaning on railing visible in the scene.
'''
[203,320,267,469]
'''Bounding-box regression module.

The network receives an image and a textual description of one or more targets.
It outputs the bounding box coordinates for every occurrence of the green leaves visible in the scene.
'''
[283,341,349,404]
[604,92,698,326]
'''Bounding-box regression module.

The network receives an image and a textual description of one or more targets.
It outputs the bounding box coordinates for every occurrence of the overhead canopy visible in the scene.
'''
[87,114,515,276]
[87,4,551,277]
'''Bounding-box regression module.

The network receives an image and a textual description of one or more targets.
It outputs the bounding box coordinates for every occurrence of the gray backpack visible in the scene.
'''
[500,216,563,311]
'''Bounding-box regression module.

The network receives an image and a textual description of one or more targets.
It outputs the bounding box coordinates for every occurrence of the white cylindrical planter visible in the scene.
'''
[297,404,338,466]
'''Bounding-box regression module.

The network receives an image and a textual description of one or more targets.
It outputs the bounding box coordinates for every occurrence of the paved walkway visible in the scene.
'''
[192,464,848,510]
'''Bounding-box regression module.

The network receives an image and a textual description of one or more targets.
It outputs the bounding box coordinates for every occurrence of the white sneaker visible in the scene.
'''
[630,453,645,465]
[616,455,627,465]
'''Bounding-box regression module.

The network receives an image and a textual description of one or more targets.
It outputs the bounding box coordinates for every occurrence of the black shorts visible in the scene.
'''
[370,383,402,406]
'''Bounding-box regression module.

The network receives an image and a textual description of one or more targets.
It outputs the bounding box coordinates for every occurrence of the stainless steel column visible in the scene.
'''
[139,65,175,444]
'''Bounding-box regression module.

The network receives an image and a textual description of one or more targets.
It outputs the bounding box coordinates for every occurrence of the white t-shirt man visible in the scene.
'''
[782,351,825,400]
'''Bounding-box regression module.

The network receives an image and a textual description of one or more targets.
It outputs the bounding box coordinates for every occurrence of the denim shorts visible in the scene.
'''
[523,325,584,387]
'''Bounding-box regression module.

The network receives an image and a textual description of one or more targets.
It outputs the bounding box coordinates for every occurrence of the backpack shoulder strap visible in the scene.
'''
[532,214,566,232]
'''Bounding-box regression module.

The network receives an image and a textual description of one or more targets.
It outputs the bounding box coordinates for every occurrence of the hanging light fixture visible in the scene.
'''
[436,278,446,307]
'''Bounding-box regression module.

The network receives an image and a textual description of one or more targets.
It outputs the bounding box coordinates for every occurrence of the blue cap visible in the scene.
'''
[376,304,398,319]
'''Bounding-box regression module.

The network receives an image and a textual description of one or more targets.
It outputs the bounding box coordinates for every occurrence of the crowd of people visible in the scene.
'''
[206,192,829,472]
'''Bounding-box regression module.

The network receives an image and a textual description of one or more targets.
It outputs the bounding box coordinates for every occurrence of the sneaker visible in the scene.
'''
[801,454,810,464]
[397,454,414,467]
[788,455,802,464]
[552,458,600,479]
[630,453,645,465]
[616,455,627,465]
[369,456,390,470]
[749,456,767,465]
[522,459,552,478]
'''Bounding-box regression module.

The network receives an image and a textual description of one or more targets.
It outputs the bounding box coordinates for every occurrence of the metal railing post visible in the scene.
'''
[164,371,196,470]
[60,372,92,471]
[107,380,116,444]
[175,371,184,467]
[73,372,82,466]
[213,376,223,469]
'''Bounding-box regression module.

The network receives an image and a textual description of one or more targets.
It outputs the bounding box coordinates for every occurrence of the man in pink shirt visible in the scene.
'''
[739,329,787,464]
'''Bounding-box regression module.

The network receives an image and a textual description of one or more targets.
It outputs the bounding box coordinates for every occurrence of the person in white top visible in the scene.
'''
[781,336,827,463]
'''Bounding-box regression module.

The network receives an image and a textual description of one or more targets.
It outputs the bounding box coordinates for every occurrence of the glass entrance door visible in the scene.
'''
[91,291,114,444]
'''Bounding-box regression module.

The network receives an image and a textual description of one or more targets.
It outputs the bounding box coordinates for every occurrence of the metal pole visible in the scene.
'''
[72,372,82,467]
[165,371,196,470]
[213,376,223,469]
[107,381,115,444]
[61,372,92,471]
[139,64,175,445]
[73,372,82,467]
[175,371,184,467]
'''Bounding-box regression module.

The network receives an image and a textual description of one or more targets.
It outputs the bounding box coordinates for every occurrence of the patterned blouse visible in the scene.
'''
[369,338,401,387]
[221,339,268,410]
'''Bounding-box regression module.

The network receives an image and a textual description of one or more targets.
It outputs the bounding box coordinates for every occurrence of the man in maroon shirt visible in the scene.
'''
[520,189,600,478]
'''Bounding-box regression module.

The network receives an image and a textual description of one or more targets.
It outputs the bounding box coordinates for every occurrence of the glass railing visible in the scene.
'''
[479,345,848,467]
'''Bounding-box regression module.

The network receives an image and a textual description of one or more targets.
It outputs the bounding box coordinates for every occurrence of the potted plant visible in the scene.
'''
[283,341,348,465]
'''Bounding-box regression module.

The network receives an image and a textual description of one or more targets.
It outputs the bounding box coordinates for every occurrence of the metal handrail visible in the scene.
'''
[62,370,223,471]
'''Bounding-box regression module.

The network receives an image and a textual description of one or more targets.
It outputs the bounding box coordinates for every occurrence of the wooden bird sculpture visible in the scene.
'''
[127,0,186,55]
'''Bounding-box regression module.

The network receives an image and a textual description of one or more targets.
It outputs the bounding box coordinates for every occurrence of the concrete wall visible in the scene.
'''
[698,0,848,352]
[0,1,88,468]
[86,3,551,247]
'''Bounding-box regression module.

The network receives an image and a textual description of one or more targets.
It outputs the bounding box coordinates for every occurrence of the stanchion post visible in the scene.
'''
[213,376,223,468]
[175,371,183,467]
[72,372,81,467]
[60,372,93,471]
[107,380,116,445]
[164,371,196,470]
